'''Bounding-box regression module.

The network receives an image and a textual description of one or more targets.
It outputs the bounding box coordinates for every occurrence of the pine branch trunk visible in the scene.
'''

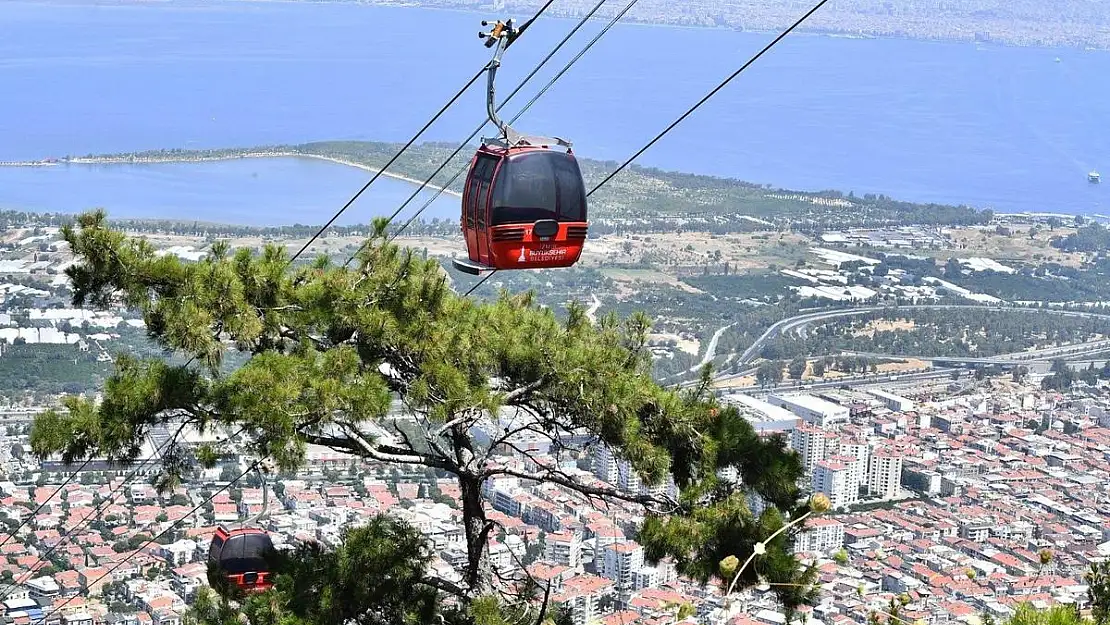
[460,473,494,598]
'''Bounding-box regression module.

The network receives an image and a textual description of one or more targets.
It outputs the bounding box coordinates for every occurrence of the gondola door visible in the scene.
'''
[463,155,482,265]
[470,152,500,267]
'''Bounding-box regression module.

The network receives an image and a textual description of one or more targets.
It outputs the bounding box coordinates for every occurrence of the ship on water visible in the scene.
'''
[1091,171,1102,184]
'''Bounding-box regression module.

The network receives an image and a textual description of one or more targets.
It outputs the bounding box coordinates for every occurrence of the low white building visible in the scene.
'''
[159,540,197,567]
[769,394,850,427]
[866,388,915,412]
[725,394,801,433]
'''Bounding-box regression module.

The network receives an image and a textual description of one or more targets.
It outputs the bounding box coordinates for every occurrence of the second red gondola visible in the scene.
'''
[208,526,275,593]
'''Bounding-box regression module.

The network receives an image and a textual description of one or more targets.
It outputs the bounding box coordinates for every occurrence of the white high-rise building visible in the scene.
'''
[835,438,870,487]
[633,567,662,591]
[639,473,678,501]
[598,541,644,592]
[827,453,862,500]
[592,446,619,485]
[813,460,857,510]
[598,447,674,498]
[545,531,583,570]
[790,422,836,472]
[794,518,846,554]
[868,448,903,499]
[617,461,641,493]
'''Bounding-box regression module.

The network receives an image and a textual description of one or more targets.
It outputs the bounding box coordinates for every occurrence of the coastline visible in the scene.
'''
[0,152,464,199]
[211,0,1109,51]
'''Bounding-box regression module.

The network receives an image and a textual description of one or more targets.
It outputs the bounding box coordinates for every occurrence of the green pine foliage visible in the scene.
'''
[32,210,814,617]
[1004,604,1087,625]
[1088,561,1110,625]
[186,518,441,625]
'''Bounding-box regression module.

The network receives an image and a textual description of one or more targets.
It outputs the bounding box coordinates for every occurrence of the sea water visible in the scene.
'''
[0,0,1107,224]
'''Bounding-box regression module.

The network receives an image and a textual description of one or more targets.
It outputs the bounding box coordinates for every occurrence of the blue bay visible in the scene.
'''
[0,0,1107,223]
[0,158,459,226]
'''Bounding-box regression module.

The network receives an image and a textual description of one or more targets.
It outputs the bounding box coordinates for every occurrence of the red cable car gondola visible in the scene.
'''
[453,19,589,276]
[207,464,274,594]
[208,526,275,593]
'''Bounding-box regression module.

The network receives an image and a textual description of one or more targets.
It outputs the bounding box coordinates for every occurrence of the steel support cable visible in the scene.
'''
[464,270,497,296]
[0,457,92,552]
[45,4,828,613]
[373,0,640,257]
[289,0,560,266]
[47,10,834,596]
[46,457,264,618]
[371,0,641,297]
[341,0,615,269]
[0,10,584,590]
[585,0,832,197]
[462,0,829,299]
[0,423,196,601]
[286,69,486,266]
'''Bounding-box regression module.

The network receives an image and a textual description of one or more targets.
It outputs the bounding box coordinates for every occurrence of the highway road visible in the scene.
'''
[732,368,958,396]
[843,339,1110,366]
[735,304,1110,368]
[586,295,602,322]
[685,303,1110,389]
[679,323,736,377]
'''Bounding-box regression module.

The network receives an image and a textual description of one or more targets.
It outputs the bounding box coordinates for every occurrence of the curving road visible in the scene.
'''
[679,304,1110,389]
[736,304,1110,368]
[695,324,735,371]
[586,294,602,322]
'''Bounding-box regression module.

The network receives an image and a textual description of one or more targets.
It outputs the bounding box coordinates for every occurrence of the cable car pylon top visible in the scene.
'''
[479,18,572,151]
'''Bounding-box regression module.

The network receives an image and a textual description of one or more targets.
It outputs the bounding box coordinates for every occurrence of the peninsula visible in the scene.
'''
[1,141,992,234]
[26,149,461,199]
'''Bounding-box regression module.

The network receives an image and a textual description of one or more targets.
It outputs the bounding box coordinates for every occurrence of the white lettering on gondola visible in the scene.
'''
[523,248,568,261]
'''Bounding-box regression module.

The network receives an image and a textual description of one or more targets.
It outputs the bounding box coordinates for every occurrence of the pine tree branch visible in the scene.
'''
[419,575,469,599]
[449,424,478,473]
[344,421,459,471]
[484,466,678,513]
[433,413,473,438]
[390,417,465,476]
[414,415,464,471]
[501,378,546,404]
[302,429,455,471]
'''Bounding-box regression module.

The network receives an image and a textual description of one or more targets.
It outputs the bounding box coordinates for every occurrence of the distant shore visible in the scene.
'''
[216,0,1110,51]
[0,152,463,199]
